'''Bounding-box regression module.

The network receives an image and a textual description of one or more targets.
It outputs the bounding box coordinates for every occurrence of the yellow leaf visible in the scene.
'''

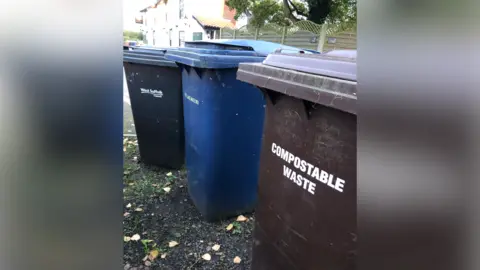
[212,244,220,251]
[166,172,173,176]
[201,253,211,261]
[236,215,248,222]
[149,250,159,260]
[168,241,179,247]
[233,256,242,264]
[163,187,171,193]
[124,236,131,242]
[135,208,143,212]
[131,234,141,241]
[226,224,233,231]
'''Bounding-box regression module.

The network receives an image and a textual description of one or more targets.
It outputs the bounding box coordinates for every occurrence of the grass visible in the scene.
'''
[122,135,254,269]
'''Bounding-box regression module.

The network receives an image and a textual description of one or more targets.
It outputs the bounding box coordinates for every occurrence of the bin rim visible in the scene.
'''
[164,47,265,69]
[237,58,357,115]
[185,39,319,56]
[123,56,178,68]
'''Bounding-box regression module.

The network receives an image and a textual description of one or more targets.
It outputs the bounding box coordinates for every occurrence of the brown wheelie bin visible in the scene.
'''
[237,52,357,270]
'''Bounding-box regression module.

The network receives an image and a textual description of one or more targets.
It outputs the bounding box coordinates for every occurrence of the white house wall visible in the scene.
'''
[143,0,225,47]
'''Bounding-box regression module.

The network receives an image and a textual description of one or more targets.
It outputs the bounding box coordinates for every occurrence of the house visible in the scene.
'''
[138,0,239,47]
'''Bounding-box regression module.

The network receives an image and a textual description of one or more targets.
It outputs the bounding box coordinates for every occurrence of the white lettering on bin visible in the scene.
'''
[272,142,346,194]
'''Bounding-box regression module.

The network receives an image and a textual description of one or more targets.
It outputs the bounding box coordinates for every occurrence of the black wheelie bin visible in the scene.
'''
[123,48,184,169]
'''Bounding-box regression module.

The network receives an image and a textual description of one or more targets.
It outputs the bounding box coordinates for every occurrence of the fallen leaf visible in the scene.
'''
[133,156,138,161]
[126,203,131,208]
[166,172,173,176]
[123,212,130,217]
[202,253,211,261]
[128,183,134,186]
[123,147,126,152]
[152,184,159,187]
[142,255,149,261]
[124,236,131,242]
[212,244,220,251]
[236,215,248,222]
[161,253,167,259]
[131,234,141,241]
[226,224,233,231]
[148,250,159,260]
[135,208,143,212]
[144,260,151,266]
[168,241,179,247]
[123,138,128,144]
[233,256,242,264]
[163,187,171,193]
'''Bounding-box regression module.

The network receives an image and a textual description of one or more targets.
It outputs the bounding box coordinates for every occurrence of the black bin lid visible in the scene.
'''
[236,53,357,115]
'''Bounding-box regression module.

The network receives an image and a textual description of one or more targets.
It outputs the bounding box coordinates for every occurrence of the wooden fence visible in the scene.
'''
[219,21,356,52]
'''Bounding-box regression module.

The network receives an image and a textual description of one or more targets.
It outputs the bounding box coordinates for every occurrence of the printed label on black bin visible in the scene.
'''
[141,88,163,98]
[271,143,346,195]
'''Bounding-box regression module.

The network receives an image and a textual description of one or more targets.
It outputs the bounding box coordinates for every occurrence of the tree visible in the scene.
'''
[226,0,356,28]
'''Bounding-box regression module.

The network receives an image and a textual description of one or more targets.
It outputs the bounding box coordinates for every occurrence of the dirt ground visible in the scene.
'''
[123,137,254,270]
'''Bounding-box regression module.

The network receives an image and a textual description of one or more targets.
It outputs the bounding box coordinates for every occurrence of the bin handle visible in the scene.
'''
[274,48,320,54]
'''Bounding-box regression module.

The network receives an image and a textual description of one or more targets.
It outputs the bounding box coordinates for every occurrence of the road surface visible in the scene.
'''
[123,68,136,136]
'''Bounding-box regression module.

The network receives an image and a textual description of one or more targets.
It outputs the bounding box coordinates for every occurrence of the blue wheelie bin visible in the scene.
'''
[165,40,314,221]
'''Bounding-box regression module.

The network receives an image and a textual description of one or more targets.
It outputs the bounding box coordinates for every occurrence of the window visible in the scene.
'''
[179,0,184,19]
[179,31,185,47]
[192,32,203,41]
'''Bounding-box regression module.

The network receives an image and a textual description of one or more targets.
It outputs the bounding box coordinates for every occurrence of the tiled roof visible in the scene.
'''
[193,15,234,29]
[139,0,163,12]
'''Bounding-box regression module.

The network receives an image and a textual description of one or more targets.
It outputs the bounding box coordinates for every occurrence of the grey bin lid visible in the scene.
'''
[123,48,177,67]
[237,53,357,115]
[262,52,356,81]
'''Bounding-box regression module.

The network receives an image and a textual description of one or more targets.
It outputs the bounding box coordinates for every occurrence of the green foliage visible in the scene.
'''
[123,30,143,41]
[232,222,242,234]
[226,0,356,28]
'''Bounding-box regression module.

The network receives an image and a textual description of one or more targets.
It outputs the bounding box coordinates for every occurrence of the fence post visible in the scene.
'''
[317,24,327,52]
[280,26,287,44]
[233,29,236,39]
[254,27,259,40]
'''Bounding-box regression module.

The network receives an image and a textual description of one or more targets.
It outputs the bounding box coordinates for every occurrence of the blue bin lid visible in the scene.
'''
[263,52,356,81]
[164,40,316,69]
